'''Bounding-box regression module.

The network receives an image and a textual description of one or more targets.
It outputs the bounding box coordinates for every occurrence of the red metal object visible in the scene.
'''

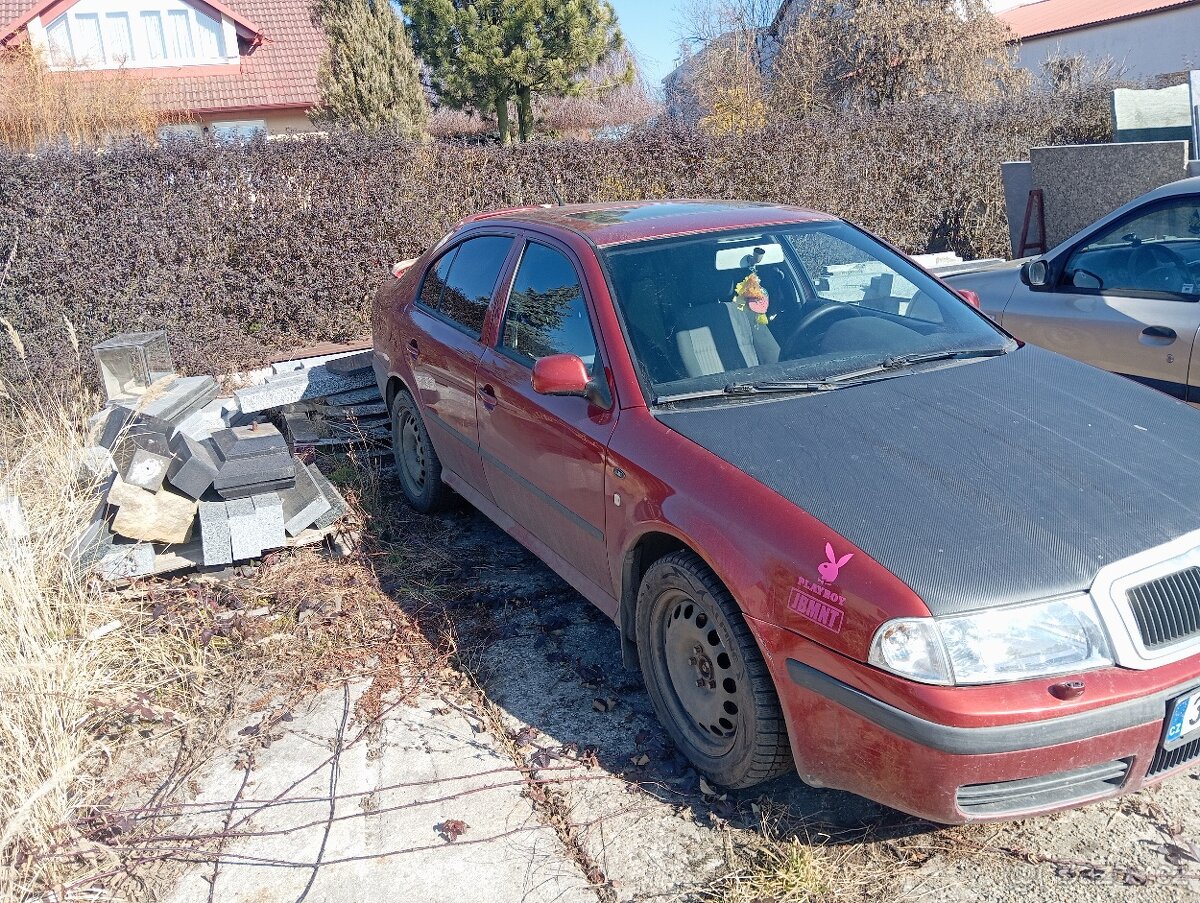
[371,200,1200,823]
[958,289,982,308]
[1018,188,1048,257]
[530,354,590,396]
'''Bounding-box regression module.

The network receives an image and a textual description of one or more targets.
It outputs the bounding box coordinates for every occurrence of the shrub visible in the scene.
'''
[0,91,1111,392]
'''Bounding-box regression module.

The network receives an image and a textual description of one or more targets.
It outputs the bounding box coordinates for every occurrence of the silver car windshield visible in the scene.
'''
[602,222,1010,400]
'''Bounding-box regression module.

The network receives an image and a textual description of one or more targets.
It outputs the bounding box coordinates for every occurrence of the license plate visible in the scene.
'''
[1165,687,1200,749]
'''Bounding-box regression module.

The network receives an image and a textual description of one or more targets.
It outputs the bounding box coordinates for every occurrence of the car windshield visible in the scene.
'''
[601,221,1011,401]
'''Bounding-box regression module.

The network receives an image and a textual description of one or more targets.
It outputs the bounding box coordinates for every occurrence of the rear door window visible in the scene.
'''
[420,235,514,337]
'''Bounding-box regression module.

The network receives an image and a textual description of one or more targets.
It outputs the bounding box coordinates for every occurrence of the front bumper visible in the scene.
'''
[754,621,1200,823]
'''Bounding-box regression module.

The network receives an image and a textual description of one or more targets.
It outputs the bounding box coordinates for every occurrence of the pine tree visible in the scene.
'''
[406,0,626,143]
[314,0,428,136]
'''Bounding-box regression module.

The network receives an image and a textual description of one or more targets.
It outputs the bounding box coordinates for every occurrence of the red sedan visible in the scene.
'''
[372,200,1200,824]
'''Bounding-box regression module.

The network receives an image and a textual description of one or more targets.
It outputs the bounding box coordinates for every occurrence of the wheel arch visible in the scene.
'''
[619,527,734,671]
[384,373,413,411]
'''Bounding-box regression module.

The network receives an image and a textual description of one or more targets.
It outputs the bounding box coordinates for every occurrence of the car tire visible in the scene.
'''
[391,390,451,514]
[636,550,793,789]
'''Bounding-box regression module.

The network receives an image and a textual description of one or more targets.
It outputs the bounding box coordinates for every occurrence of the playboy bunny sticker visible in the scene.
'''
[817,543,854,582]
[787,542,854,634]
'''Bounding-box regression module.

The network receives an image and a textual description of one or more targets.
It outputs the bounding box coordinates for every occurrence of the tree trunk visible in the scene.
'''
[495,97,511,144]
[516,87,533,142]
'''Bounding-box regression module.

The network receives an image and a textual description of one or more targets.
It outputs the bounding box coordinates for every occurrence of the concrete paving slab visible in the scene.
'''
[162,682,598,903]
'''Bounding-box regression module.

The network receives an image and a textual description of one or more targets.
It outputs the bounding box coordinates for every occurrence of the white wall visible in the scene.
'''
[1016,5,1200,81]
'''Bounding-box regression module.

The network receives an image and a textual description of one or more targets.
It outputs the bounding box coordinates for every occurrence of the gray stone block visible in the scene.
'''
[1031,141,1190,247]
[123,448,171,492]
[254,493,286,552]
[95,543,155,580]
[322,386,383,406]
[325,350,373,376]
[88,406,131,450]
[67,507,114,571]
[118,375,219,431]
[211,423,296,499]
[173,397,236,442]
[309,465,350,530]
[234,366,377,414]
[199,500,233,566]
[1000,160,1034,258]
[167,434,221,499]
[278,459,332,536]
[226,497,260,560]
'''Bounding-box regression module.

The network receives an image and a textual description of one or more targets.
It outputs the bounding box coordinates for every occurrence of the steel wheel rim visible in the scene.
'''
[398,412,426,492]
[655,588,746,757]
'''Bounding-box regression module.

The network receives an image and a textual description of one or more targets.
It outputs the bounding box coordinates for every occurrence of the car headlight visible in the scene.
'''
[868,594,1112,686]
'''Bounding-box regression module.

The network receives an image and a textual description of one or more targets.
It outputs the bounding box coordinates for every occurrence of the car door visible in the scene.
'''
[475,237,618,592]
[407,233,516,500]
[1003,195,1200,400]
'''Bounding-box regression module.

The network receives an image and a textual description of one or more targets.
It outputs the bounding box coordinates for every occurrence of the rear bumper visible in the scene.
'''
[772,655,1200,824]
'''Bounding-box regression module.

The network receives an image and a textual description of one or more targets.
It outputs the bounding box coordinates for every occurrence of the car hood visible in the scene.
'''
[656,346,1200,617]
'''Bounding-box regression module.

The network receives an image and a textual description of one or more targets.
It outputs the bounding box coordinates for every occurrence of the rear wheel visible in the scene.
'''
[636,550,793,789]
[391,390,451,513]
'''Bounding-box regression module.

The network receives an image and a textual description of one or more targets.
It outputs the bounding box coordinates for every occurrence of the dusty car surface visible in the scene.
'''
[373,199,1200,824]
[945,177,1200,402]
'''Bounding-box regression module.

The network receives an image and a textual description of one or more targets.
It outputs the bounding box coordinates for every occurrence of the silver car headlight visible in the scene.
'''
[868,594,1113,686]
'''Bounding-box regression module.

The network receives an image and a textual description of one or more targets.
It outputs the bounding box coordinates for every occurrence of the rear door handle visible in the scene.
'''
[407,339,420,360]
[477,384,497,410]
[1141,325,1177,344]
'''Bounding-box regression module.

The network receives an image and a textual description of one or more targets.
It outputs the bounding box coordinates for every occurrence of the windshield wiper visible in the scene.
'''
[654,346,1011,405]
[877,346,1009,371]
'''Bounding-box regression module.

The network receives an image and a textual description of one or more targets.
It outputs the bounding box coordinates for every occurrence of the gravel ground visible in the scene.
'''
[411,498,1200,903]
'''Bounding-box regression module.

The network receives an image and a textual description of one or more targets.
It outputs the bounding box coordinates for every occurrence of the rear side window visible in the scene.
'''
[421,235,513,337]
[500,242,598,372]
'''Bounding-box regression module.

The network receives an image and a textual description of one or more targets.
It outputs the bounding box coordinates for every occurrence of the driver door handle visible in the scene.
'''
[1141,325,1177,341]
[477,383,497,410]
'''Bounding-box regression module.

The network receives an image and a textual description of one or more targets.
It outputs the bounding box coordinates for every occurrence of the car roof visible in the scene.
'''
[473,199,840,248]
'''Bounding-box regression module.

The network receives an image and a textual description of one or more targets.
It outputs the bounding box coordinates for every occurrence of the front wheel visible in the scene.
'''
[636,550,793,789]
[391,390,452,513]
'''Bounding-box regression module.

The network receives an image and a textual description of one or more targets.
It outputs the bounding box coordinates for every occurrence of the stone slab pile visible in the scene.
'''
[235,351,391,450]
[68,345,362,581]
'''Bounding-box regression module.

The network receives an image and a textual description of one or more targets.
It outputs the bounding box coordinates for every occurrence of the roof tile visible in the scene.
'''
[1000,0,1200,40]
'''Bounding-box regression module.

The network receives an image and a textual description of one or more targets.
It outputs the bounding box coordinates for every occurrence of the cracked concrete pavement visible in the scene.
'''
[161,492,1200,902]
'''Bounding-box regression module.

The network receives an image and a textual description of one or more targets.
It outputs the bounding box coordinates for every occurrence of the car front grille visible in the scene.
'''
[956,759,1131,817]
[1127,566,1200,650]
[1147,736,1200,778]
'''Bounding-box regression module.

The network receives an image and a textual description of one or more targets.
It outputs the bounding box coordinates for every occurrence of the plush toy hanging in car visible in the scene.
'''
[733,271,770,325]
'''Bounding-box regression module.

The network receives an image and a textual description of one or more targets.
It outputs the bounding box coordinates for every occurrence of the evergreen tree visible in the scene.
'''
[314,0,428,136]
[406,0,626,143]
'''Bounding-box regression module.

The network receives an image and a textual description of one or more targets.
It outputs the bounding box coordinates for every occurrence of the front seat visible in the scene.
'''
[675,303,781,378]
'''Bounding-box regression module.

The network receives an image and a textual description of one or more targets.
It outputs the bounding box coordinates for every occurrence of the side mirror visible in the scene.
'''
[958,289,981,309]
[1020,259,1048,288]
[531,354,609,407]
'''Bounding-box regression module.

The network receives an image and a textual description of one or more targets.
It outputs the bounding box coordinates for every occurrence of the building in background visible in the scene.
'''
[0,0,325,137]
[1000,0,1200,84]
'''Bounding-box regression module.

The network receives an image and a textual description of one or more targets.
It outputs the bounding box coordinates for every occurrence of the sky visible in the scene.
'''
[610,0,1035,89]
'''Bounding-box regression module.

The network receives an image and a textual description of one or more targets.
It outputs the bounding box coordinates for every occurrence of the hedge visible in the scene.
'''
[0,89,1112,391]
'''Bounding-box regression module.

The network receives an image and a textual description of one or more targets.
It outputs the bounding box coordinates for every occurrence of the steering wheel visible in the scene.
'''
[778,301,862,360]
[1129,243,1191,293]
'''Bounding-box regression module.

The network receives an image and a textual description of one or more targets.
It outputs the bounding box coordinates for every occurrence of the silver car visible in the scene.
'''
[945,177,1200,402]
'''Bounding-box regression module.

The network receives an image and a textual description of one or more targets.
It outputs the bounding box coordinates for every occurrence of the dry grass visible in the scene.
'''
[0,45,161,151]
[0,372,204,896]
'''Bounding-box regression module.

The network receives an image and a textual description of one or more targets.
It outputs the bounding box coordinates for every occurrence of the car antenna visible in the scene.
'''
[549,176,565,207]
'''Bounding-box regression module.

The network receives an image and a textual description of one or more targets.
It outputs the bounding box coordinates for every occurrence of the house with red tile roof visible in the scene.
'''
[0,0,326,137]
[999,0,1200,82]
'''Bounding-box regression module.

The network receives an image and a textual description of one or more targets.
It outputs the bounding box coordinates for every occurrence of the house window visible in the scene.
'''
[211,120,267,141]
[105,13,135,63]
[44,1,229,69]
